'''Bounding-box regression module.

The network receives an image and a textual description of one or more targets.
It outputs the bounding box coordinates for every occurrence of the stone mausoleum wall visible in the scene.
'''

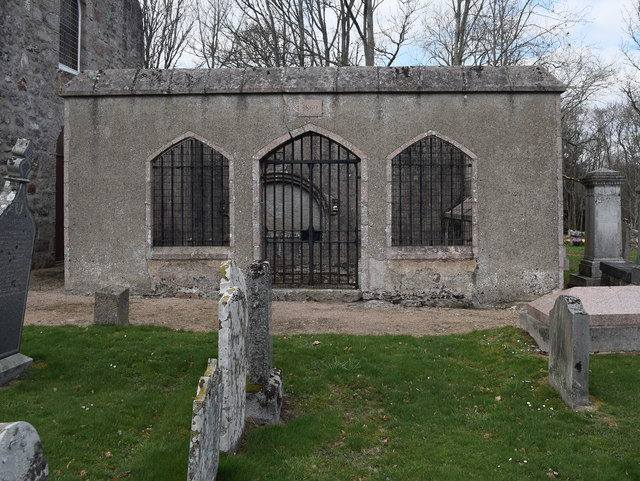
[61,66,564,305]
[0,0,143,267]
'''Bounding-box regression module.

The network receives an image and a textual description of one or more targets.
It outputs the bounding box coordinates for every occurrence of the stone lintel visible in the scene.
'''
[61,66,566,97]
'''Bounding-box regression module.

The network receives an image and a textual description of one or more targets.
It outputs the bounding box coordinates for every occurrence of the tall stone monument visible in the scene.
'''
[0,139,35,386]
[570,169,625,286]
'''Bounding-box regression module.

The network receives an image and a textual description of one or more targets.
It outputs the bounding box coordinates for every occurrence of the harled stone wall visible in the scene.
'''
[0,0,143,267]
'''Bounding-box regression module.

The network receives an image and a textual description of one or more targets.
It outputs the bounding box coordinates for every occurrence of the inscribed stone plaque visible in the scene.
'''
[299,99,323,117]
[0,139,35,361]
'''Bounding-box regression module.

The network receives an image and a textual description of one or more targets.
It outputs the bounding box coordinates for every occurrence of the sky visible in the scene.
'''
[562,0,635,65]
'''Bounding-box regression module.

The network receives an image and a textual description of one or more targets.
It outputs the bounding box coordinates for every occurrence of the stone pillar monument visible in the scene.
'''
[0,139,35,386]
[633,186,640,285]
[570,169,625,287]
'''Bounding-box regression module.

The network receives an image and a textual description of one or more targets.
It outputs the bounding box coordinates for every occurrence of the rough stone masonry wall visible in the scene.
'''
[62,66,564,304]
[0,0,143,267]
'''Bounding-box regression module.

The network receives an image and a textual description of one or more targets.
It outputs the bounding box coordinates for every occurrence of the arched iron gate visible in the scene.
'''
[261,132,360,288]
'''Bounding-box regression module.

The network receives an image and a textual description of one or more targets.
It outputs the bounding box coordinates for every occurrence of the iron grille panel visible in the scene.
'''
[392,135,472,246]
[59,0,80,71]
[262,133,360,288]
[152,138,229,247]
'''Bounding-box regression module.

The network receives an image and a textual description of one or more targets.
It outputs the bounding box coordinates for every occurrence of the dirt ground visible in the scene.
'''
[25,266,522,336]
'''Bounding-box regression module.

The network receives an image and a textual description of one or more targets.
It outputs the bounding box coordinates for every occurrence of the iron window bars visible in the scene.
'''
[392,135,472,246]
[59,0,81,73]
[152,138,230,247]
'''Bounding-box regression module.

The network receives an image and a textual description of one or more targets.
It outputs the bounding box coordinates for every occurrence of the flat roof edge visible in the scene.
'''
[61,66,566,97]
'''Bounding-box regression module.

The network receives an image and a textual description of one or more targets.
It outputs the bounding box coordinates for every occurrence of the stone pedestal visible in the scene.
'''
[246,368,284,425]
[570,169,625,287]
[94,286,129,325]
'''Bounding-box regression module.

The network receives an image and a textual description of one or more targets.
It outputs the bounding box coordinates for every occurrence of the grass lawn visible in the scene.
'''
[2,326,639,480]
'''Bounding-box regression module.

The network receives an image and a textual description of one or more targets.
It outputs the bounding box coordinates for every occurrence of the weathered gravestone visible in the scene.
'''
[245,261,283,425]
[187,358,222,481]
[548,295,590,409]
[0,139,35,386]
[218,260,248,454]
[0,421,48,480]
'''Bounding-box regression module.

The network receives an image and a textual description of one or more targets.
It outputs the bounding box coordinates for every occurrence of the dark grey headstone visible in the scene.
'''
[0,140,35,381]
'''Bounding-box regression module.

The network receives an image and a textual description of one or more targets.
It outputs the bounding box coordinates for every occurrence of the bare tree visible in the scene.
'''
[538,46,615,232]
[141,0,194,68]
[422,0,577,66]
[423,0,485,66]
[622,1,640,118]
[191,0,420,68]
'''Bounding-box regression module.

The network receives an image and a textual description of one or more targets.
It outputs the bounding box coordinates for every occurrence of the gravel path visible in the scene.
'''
[25,266,522,336]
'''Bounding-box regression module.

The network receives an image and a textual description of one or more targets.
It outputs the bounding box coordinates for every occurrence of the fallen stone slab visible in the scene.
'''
[520,286,640,352]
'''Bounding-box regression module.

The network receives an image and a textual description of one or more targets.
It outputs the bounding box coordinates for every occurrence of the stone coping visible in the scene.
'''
[527,286,640,326]
[61,66,565,97]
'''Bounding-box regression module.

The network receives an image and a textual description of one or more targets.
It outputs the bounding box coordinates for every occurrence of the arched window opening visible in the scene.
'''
[59,0,81,73]
[392,135,472,247]
[152,138,230,247]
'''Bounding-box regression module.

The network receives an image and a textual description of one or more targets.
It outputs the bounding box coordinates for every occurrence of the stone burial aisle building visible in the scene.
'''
[61,66,565,306]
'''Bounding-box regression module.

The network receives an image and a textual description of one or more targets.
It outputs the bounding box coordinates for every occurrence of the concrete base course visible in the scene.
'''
[0,421,48,481]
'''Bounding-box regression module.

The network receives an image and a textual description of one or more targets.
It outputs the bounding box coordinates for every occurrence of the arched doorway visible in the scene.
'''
[261,132,360,288]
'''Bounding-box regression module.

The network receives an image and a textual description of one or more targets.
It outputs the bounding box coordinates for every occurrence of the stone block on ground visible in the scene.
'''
[246,368,284,425]
[94,286,129,325]
[188,358,222,481]
[0,353,33,386]
[0,421,48,481]
[218,261,248,454]
[548,295,590,410]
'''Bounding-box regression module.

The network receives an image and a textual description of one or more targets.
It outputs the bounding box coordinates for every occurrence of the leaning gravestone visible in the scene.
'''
[0,139,35,386]
[548,295,590,409]
[218,260,248,454]
[245,261,283,425]
[0,421,48,480]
